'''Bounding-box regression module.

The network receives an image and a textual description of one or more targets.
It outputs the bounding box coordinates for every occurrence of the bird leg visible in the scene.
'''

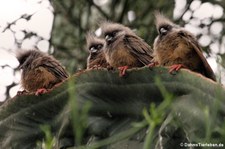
[17,90,28,95]
[35,88,48,96]
[169,64,186,73]
[118,66,129,77]
[148,61,159,68]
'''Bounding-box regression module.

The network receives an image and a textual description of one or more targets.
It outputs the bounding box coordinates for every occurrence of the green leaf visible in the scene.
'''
[0,67,225,149]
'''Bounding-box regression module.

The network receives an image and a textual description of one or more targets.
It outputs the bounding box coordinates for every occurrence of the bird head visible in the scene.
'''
[100,21,134,46]
[86,32,105,54]
[153,12,181,49]
[16,50,42,70]
[154,12,176,37]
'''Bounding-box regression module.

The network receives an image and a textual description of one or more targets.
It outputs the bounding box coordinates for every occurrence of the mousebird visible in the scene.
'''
[86,32,109,69]
[17,49,69,95]
[153,12,216,81]
[100,21,153,76]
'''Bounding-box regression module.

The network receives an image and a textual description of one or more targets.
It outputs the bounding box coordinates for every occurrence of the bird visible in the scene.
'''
[153,12,216,81]
[100,21,153,76]
[86,32,110,69]
[16,49,69,95]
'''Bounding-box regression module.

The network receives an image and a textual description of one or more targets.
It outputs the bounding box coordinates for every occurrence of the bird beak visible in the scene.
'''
[160,28,167,35]
[105,35,113,42]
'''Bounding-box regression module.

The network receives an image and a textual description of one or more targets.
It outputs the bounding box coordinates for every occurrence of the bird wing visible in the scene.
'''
[33,56,69,80]
[181,33,216,81]
[124,35,153,65]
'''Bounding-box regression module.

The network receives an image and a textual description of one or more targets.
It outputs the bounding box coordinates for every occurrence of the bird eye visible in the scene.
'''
[159,25,171,35]
[89,46,97,53]
[105,30,120,43]
[97,44,103,50]
[90,44,102,53]
[105,31,117,37]
[105,30,118,38]
[159,27,168,35]
[105,33,113,42]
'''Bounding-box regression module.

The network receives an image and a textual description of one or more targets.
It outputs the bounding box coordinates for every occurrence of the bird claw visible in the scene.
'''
[148,61,159,68]
[35,88,48,96]
[169,64,185,73]
[17,90,28,95]
[90,64,102,70]
[118,66,129,77]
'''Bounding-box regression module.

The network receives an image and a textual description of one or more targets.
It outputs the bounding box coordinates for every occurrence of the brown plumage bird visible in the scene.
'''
[17,50,69,95]
[86,32,109,69]
[153,13,216,81]
[100,21,153,76]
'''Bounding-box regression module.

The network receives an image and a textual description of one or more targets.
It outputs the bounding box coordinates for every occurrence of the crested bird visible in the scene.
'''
[153,12,216,81]
[17,49,69,95]
[100,21,153,76]
[86,32,109,69]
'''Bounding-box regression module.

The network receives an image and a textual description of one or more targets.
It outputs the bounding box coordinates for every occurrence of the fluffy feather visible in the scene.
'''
[17,49,69,92]
[153,13,216,81]
[100,21,153,68]
[85,32,109,69]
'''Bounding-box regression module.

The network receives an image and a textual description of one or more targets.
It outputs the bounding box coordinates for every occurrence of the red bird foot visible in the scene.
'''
[17,90,28,95]
[169,64,185,73]
[118,66,129,77]
[35,88,48,96]
[148,61,159,68]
